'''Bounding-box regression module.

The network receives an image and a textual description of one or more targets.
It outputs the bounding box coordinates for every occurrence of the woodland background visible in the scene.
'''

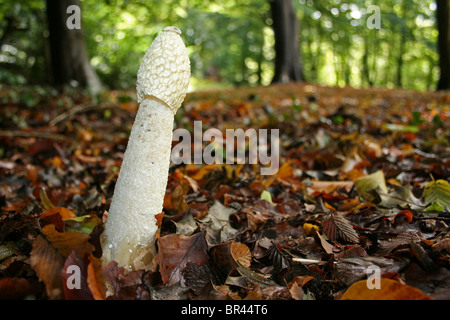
[0,0,449,92]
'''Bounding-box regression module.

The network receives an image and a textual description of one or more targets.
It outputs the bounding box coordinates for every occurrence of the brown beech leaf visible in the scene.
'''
[102,261,149,300]
[315,232,336,255]
[157,231,209,286]
[86,255,106,300]
[182,262,214,295]
[322,213,359,244]
[230,241,252,268]
[102,261,122,296]
[189,202,210,220]
[201,200,238,245]
[334,245,368,259]
[30,235,64,300]
[211,283,242,300]
[289,275,315,289]
[432,238,450,252]
[307,181,354,195]
[209,241,239,281]
[167,178,189,213]
[341,278,432,300]
[246,284,291,300]
[269,243,291,272]
[289,282,305,300]
[39,207,77,232]
[41,224,94,258]
[242,199,281,232]
[41,207,77,220]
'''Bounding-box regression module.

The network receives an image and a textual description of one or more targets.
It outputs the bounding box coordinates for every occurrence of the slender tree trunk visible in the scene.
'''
[437,0,450,90]
[396,32,406,88]
[396,0,409,88]
[256,43,264,85]
[269,0,303,83]
[362,37,373,87]
[311,31,321,82]
[343,55,350,86]
[426,55,436,90]
[241,34,249,84]
[46,0,102,94]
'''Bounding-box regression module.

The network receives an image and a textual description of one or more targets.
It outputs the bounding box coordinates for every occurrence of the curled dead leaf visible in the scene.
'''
[230,241,252,268]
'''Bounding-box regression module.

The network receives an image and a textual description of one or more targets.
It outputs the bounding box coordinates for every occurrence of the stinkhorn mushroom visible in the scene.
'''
[101,26,190,271]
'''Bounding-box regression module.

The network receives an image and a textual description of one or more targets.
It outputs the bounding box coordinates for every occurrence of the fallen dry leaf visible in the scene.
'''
[41,224,94,258]
[157,232,209,285]
[341,278,432,300]
[322,213,360,244]
[230,241,252,268]
[87,254,106,300]
[30,235,64,300]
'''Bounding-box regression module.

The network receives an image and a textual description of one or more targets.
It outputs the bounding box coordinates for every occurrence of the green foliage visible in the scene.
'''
[0,0,443,91]
[297,0,439,90]
[422,178,450,212]
[260,190,274,204]
[0,0,47,85]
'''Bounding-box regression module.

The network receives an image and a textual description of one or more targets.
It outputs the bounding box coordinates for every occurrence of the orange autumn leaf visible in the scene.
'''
[230,241,252,268]
[41,224,94,258]
[394,210,414,224]
[40,207,77,220]
[163,179,189,213]
[308,181,354,195]
[87,255,106,300]
[191,164,222,181]
[289,275,315,289]
[341,278,432,300]
[155,212,164,239]
[263,161,293,188]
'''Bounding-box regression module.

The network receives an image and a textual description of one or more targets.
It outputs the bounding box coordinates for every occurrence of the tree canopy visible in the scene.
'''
[0,0,444,91]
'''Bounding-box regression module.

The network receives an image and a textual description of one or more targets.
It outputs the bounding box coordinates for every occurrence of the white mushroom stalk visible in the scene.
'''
[101,26,190,271]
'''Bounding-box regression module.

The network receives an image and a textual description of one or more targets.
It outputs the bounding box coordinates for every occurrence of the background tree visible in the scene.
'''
[0,0,443,91]
[46,0,102,94]
[437,0,450,90]
[269,0,303,83]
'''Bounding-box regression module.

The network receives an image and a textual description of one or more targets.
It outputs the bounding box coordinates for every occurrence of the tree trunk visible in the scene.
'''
[396,0,409,88]
[46,0,102,94]
[396,32,406,88]
[269,0,303,83]
[437,0,450,90]
[362,37,373,87]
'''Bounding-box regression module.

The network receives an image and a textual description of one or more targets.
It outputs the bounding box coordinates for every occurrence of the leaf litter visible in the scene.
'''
[0,83,449,300]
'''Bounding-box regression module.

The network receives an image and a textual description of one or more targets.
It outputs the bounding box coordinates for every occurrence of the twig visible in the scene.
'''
[49,103,111,126]
[292,257,339,265]
[292,258,322,264]
[0,130,72,142]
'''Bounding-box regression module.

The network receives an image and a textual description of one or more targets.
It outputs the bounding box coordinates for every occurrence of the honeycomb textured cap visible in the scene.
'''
[136,27,191,114]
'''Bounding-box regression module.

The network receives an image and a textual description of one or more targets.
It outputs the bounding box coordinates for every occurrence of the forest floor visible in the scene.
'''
[0,83,449,300]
